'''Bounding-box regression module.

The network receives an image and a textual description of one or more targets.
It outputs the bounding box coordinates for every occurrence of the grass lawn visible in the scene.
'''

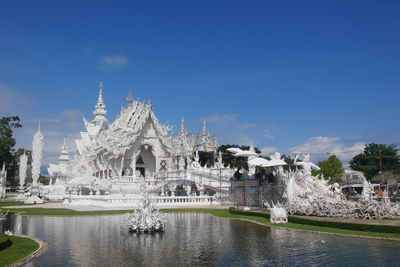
[0,201,31,207]
[0,235,40,267]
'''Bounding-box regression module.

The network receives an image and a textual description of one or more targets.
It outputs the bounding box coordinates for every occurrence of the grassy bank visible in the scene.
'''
[0,201,31,207]
[0,235,40,267]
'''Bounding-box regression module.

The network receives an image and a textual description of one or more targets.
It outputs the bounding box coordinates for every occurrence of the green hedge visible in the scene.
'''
[228,207,400,234]
[228,207,270,219]
[287,216,400,234]
[0,233,12,251]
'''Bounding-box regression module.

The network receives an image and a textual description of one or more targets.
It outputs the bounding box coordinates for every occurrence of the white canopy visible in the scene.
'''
[264,158,287,167]
[248,157,271,166]
[234,151,258,157]
[227,147,243,154]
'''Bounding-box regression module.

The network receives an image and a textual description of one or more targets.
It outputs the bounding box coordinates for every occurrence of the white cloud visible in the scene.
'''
[200,113,237,123]
[260,146,277,155]
[291,136,365,163]
[264,132,274,139]
[100,55,129,67]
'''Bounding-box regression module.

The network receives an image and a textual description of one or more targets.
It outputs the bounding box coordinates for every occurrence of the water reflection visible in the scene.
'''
[3,213,400,266]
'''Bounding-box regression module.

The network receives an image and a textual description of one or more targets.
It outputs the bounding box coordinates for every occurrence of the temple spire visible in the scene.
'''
[127,90,133,104]
[93,81,108,126]
[181,117,185,131]
[58,137,70,164]
[202,120,207,135]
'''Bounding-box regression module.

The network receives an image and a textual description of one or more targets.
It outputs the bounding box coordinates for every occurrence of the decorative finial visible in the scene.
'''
[181,117,185,130]
[62,137,67,150]
[38,120,41,132]
[127,90,133,103]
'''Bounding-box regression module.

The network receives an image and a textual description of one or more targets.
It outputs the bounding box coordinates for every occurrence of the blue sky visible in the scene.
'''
[1,1,400,165]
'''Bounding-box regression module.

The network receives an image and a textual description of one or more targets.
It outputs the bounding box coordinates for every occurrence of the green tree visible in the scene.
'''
[217,144,261,171]
[0,116,22,180]
[313,155,344,184]
[349,143,400,180]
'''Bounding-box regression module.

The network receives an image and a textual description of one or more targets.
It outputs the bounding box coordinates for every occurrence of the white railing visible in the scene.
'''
[64,195,219,207]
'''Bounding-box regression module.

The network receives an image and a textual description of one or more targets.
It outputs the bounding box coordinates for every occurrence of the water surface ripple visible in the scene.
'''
[2,213,400,267]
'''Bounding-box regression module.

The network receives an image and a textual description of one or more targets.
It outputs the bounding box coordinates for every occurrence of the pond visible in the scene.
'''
[2,213,400,266]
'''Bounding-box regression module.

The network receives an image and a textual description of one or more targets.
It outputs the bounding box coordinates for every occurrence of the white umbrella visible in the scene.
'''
[227,147,243,154]
[248,157,271,166]
[234,151,258,157]
[263,159,287,167]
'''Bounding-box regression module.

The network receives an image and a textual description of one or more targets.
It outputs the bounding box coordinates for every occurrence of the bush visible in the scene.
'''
[228,207,270,219]
[0,233,12,251]
[287,216,400,234]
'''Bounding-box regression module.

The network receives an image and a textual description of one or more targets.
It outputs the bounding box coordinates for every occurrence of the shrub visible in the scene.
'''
[229,207,270,219]
[0,233,12,251]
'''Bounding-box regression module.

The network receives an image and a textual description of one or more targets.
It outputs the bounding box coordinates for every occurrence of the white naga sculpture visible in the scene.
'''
[18,152,28,188]
[31,124,44,187]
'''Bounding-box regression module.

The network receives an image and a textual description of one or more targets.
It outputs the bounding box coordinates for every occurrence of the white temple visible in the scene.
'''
[45,83,232,204]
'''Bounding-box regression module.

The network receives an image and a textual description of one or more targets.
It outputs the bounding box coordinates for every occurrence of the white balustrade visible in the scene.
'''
[64,195,219,207]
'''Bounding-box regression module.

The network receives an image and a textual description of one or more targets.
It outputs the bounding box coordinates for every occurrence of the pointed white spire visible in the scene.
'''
[93,81,108,126]
[58,137,70,165]
[180,117,185,132]
[62,137,67,150]
[19,152,28,187]
[32,124,44,186]
[127,90,133,104]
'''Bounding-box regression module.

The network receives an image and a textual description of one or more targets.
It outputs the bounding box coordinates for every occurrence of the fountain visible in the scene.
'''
[123,185,167,232]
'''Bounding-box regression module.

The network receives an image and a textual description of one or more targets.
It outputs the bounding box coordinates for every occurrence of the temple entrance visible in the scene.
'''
[135,147,156,178]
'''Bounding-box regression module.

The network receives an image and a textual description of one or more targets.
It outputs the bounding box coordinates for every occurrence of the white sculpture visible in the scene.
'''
[295,154,320,175]
[270,203,288,224]
[276,154,400,219]
[361,179,374,202]
[31,123,44,186]
[18,152,28,188]
[0,163,6,198]
[123,185,167,232]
